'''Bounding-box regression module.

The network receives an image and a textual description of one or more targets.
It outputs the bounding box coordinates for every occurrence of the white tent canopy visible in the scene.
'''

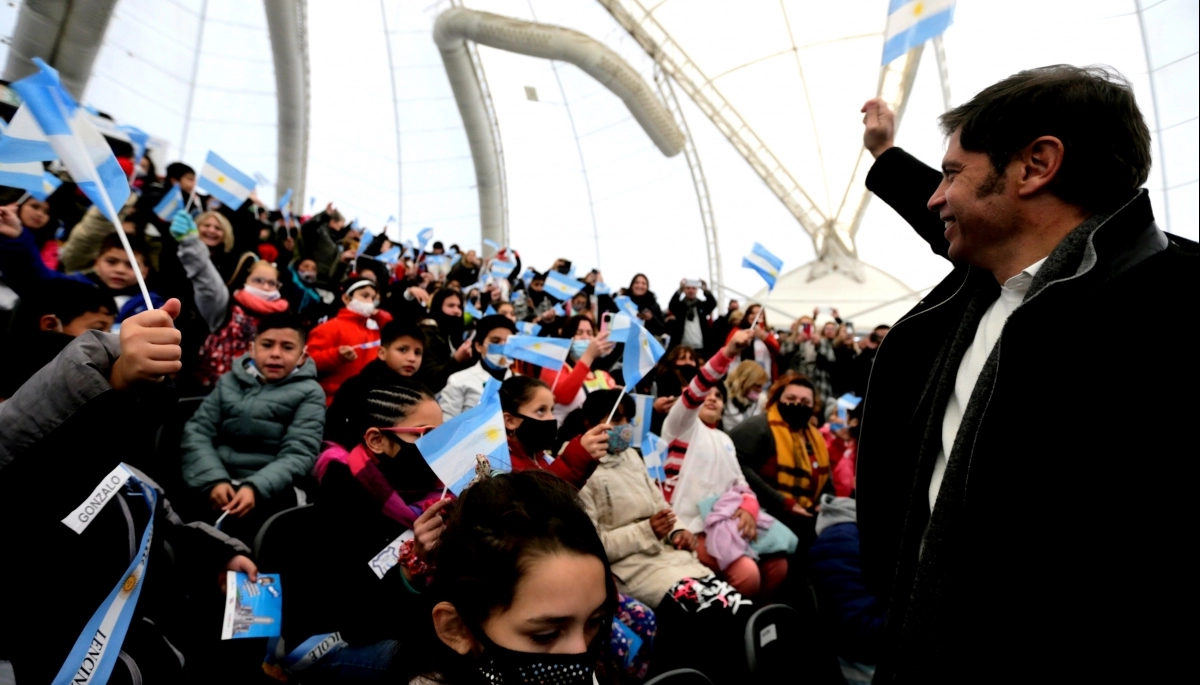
[1,0,1195,323]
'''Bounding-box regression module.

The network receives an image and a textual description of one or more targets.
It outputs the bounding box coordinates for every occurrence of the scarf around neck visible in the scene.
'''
[767,404,830,509]
[234,288,290,315]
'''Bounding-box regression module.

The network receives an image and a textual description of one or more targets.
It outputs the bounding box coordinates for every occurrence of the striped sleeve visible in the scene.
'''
[680,350,735,409]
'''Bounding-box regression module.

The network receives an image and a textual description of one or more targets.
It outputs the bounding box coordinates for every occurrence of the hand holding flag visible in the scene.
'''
[417,381,511,496]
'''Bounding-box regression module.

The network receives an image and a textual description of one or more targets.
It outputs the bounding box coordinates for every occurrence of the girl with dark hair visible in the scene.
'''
[404,470,622,685]
[536,315,617,424]
[499,375,608,488]
[284,380,446,679]
[637,344,700,435]
[394,286,475,393]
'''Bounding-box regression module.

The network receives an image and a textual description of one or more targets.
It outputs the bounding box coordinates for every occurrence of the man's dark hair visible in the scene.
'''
[9,279,116,333]
[870,324,891,344]
[432,241,444,251]
[165,162,195,182]
[381,319,426,348]
[939,65,1151,213]
[98,233,149,263]
[256,313,307,342]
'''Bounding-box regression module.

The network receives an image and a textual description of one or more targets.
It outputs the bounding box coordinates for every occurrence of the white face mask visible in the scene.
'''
[347,299,377,318]
[244,285,281,301]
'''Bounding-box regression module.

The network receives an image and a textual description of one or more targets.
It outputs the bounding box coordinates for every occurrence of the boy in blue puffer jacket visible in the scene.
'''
[181,313,325,543]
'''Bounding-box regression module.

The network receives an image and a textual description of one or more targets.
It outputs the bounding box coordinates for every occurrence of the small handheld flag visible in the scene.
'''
[643,433,667,482]
[417,227,434,250]
[357,228,376,258]
[882,0,956,65]
[33,170,62,201]
[278,188,294,223]
[154,185,184,221]
[417,382,511,496]
[613,296,640,319]
[517,321,542,336]
[491,259,517,279]
[595,282,612,296]
[553,303,567,317]
[630,394,654,449]
[464,299,484,320]
[503,335,571,370]
[199,151,256,210]
[0,103,57,163]
[484,305,497,317]
[622,324,665,390]
[543,271,585,301]
[117,124,150,167]
[742,243,784,292]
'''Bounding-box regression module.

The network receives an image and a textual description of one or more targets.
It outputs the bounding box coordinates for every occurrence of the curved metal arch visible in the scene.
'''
[264,0,310,215]
[433,7,684,251]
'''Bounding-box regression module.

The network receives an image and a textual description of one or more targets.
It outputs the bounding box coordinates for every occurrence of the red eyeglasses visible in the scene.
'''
[377,426,437,443]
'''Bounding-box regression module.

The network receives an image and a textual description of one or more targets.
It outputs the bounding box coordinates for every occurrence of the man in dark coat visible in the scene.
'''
[854,65,1196,683]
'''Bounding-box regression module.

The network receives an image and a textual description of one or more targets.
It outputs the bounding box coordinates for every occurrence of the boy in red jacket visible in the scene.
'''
[308,280,393,403]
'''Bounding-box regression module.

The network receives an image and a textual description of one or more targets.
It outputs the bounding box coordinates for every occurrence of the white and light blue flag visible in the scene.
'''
[377,246,401,264]
[465,299,484,320]
[553,302,567,317]
[0,102,56,163]
[10,59,131,223]
[503,335,570,370]
[199,151,255,210]
[483,238,502,252]
[517,321,542,336]
[882,0,956,65]
[629,393,654,449]
[417,381,511,496]
[357,228,375,257]
[543,271,584,301]
[278,187,294,222]
[117,124,150,165]
[484,305,497,317]
[606,312,637,344]
[742,242,784,291]
[613,295,640,319]
[33,170,61,201]
[417,227,434,250]
[622,324,666,389]
[154,184,184,221]
[643,433,667,482]
[595,282,612,296]
[491,259,516,279]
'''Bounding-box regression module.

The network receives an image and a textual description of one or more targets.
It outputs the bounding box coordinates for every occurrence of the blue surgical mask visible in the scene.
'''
[570,339,590,361]
[606,423,633,454]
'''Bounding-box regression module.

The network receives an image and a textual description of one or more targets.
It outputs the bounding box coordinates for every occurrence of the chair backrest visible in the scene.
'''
[643,668,714,685]
[744,603,802,675]
[253,504,321,573]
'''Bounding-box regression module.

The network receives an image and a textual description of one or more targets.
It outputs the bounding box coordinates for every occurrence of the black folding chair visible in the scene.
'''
[643,668,714,685]
[743,603,802,676]
[253,504,320,573]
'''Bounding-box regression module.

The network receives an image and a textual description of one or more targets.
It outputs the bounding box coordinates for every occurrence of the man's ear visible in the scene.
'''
[1017,135,1066,198]
[432,602,480,656]
[38,314,63,333]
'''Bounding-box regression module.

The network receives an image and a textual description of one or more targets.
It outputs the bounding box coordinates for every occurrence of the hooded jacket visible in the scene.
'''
[857,147,1197,683]
[577,446,711,609]
[307,306,394,403]
[180,354,326,499]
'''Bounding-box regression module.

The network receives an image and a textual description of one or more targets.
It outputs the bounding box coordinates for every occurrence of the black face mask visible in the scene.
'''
[777,402,814,431]
[476,632,599,685]
[515,414,558,455]
[676,365,698,383]
[376,439,438,495]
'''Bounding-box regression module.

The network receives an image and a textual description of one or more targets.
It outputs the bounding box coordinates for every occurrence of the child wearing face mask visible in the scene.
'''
[439,315,518,419]
[400,470,622,685]
[722,360,769,432]
[196,258,291,386]
[500,375,610,488]
[279,381,445,678]
[307,279,393,403]
[539,315,617,425]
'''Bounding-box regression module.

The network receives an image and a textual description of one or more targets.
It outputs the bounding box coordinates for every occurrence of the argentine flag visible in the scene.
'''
[10,59,130,224]
[154,185,184,221]
[417,227,434,250]
[0,103,57,163]
[642,433,667,482]
[0,160,51,199]
[377,246,401,264]
[517,321,542,337]
[742,242,784,291]
[117,124,150,165]
[623,324,665,389]
[491,259,517,280]
[629,393,655,449]
[464,299,484,320]
[357,228,375,257]
[613,295,640,319]
[278,187,294,222]
[606,312,637,344]
[34,170,61,200]
[595,282,612,296]
[417,381,511,496]
[483,238,502,252]
[543,271,584,301]
[503,335,571,370]
[882,0,956,65]
[199,151,255,210]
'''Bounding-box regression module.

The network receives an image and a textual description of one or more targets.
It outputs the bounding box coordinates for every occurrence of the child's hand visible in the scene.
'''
[580,423,612,460]
[209,482,235,510]
[734,508,758,541]
[169,211,198,240]
[413,498,450,562]
[0,204,23,239]
[338,345,358,362]
[669,529,697,551]
[219,555,258,593]
[110,299,183,391]
[650,509,676,539]
[224,486,256,517]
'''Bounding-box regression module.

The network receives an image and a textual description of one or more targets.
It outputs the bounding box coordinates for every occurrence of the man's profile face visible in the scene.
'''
[928,130,1018,268]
